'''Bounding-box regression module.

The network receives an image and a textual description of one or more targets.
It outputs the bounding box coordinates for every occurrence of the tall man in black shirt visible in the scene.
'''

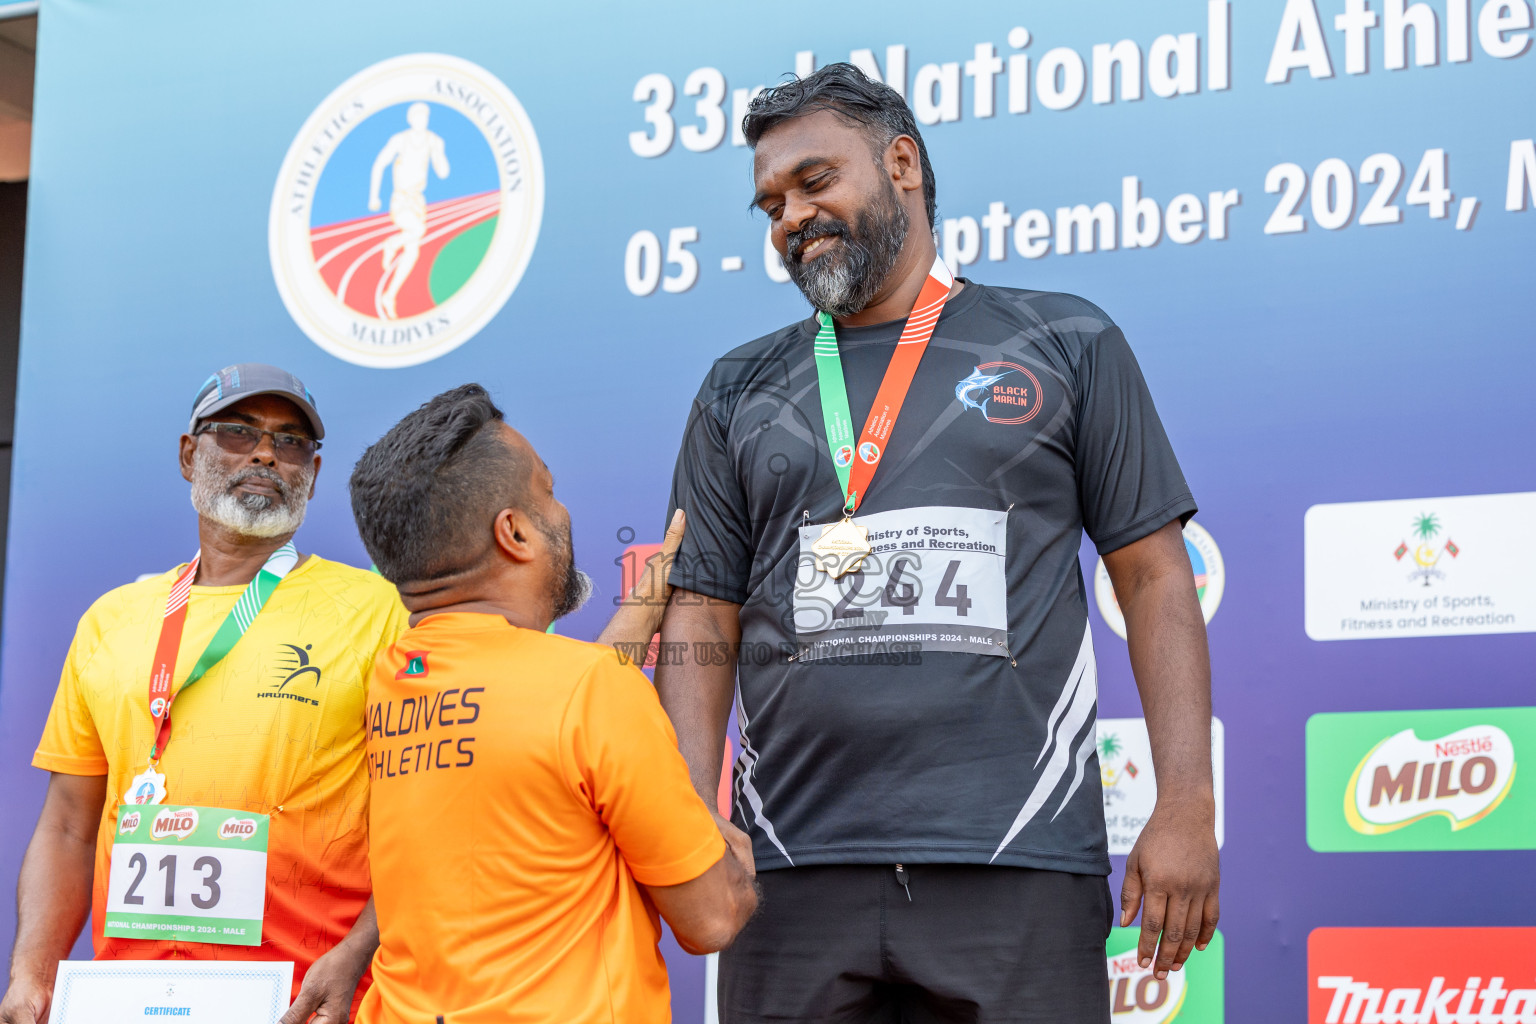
[657,64,1218,1023]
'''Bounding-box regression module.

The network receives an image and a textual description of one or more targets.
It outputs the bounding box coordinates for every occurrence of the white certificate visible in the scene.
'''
[49,959,294,1024]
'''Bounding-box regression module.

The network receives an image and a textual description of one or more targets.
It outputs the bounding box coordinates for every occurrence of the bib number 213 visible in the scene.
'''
[104,805,269,946]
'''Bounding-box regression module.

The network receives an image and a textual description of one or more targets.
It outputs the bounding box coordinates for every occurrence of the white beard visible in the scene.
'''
[189,445,312,539]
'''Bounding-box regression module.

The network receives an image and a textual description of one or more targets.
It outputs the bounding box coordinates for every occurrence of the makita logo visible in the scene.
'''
[218,817,258,840]
[117,811,140,835]
[1310,928,1536,1024]
[150,808,198,841]
[1346,726,1516,834]
[1317,975,1536,1023]
[1107,947,1187,1023]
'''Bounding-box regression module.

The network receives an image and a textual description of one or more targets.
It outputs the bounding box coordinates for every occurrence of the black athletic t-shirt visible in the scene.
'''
[667,281,1195,875]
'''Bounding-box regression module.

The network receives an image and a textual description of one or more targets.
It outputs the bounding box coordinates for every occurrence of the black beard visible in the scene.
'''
[784,178,910,318]
[539,515,591,619]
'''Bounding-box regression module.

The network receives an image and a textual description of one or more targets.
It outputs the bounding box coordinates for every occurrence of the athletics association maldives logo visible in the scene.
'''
[1096,521,1225,641]
[833,445,854,468]
[1393,511,1460,586]
[858,441,881,465]
[269,54,545,368]
[955,361,1044,424]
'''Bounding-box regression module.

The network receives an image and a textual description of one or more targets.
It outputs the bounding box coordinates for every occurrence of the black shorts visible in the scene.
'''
[719,864,1114,1024]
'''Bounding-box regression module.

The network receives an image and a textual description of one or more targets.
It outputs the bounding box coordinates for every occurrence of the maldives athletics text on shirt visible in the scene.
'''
[1309,928,1536,1023]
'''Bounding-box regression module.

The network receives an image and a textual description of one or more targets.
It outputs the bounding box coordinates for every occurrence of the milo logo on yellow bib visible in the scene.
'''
[151,807,199,841]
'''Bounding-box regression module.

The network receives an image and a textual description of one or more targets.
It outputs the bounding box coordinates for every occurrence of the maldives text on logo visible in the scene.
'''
[1309,928,1536,1024]
[1304,492,1536,641]
[1098,717,1226,856]
[1107,927,1224,1022]
[270,54,544,368]
[1095,521,1223,641]
[1306,708,1536,852]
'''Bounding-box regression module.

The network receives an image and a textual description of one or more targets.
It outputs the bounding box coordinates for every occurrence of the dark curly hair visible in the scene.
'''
[349,383,525,584]
[742,62,937,229]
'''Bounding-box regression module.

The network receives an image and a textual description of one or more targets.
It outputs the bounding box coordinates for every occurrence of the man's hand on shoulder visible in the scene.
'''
[1119,797,1220,981]
[597,509,686,658]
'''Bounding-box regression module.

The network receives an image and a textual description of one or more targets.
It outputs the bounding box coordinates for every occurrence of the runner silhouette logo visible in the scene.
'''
[269,54,545,368]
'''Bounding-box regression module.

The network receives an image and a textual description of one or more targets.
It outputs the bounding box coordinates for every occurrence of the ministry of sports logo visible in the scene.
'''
[1095,521,1225,640]
[1393,511,1460,586]
[269,54,545,368]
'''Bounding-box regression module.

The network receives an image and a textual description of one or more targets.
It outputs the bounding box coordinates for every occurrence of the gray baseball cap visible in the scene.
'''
[188,363,325,440]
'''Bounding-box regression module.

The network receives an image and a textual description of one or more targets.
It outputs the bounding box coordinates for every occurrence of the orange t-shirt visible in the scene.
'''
[358,613,727,1024]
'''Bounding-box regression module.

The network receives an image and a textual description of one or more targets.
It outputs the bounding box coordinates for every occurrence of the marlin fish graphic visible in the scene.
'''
[955,366,1014,415]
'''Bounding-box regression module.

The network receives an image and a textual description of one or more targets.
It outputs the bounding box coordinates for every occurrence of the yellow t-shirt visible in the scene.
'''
[33,555,408,996]
[359,613,727,1024]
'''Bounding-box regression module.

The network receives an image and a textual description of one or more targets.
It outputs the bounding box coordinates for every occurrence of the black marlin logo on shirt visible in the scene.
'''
[259,643,323,706]
[955,361,1044,425]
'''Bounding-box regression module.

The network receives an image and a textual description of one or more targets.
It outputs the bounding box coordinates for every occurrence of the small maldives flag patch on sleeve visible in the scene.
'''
[395,651,430,679]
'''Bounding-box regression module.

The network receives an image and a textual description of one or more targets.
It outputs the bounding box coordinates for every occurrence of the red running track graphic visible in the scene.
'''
[309,191,498,320]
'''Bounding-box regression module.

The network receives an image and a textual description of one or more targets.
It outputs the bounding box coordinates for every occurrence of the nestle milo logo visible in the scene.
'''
[1346,725,1515,834]
[1307,708,1536,853]
[117,811,141,835]
[1105,927,1223,1022]
[1107,947,1187,1022]
[218,817,259,841]
[150,807,199,841]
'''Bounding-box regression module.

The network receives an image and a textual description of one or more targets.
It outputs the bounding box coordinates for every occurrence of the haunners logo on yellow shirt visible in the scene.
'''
[261,642,325,706]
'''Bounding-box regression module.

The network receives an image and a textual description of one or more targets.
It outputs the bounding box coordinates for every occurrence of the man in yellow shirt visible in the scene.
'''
[347,383,757,1023]
[0,364,406,1024]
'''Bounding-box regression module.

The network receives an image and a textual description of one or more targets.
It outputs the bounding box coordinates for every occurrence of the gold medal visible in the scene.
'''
[810,517,873,579]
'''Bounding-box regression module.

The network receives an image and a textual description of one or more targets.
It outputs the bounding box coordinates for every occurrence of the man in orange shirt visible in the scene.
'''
[347,383,757,1024]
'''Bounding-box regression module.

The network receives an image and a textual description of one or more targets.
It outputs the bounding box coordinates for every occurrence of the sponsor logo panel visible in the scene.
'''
[1095,522,1224,641]
[1107,927,1224,1022]
[269,53,545,368]
[1307,707,1535,852]
[1099,717,1225,855]
[1304,492,1536,640]
[1309,927,1536,1024]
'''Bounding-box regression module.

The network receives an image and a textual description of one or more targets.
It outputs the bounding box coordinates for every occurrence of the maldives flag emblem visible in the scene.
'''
[395,651,429,679]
